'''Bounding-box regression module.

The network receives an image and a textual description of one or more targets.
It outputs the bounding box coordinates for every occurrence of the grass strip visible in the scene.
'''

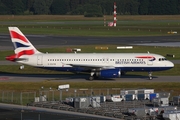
[0,82,179,97]
[1,15,180,21]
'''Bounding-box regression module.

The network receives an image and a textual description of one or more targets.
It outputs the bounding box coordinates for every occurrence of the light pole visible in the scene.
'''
[49,87,54,101]
[74,89,77,97]
[60,89,62,101]
[40,86,44,96]
[66,89,68,93]
[175,106,177,120]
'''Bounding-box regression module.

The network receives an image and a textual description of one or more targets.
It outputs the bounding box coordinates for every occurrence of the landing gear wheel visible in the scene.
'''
[19,65,24,70]
[149,76,153,80]
[89,76,94,81]
[121,71,126,76]
[148,72,153,80]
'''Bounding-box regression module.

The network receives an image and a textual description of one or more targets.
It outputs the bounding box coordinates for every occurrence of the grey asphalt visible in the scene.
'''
[1,34,180,51]
[0,103,118,120]
[134,42,180,47]
[0,74,179,82]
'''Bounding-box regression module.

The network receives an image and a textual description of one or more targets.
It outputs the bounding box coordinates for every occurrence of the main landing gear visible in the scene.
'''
[148,72,153,80]
[89,72,95,81]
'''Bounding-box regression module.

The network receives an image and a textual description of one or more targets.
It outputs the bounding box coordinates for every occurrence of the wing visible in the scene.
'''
[68,63,116,70]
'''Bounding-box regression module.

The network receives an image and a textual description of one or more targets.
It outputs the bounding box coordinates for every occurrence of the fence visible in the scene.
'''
[0,88,122,105]
[0,91,36,105]
[0,88,176,105]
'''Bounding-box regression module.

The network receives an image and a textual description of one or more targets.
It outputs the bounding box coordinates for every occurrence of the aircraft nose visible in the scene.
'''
[169,61,174,67]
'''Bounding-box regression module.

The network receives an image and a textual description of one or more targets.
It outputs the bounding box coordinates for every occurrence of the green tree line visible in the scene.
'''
[0,0,180,16]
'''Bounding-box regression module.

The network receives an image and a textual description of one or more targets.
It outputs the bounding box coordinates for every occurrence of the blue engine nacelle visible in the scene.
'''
[96,69,121,78]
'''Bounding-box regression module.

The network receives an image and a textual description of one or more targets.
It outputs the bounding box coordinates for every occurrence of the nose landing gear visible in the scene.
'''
[148,72,153,80]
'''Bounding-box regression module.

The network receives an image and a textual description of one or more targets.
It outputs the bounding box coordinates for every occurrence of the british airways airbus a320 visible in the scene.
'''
[6,27,174,80]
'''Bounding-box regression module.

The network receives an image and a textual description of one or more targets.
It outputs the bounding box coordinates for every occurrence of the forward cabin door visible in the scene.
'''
[37,55,43,65]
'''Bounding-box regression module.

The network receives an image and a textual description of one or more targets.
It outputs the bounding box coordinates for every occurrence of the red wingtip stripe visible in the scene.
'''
[10,31,28,43]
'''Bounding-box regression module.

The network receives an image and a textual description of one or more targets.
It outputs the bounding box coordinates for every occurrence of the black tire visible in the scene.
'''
[89,76,94,81]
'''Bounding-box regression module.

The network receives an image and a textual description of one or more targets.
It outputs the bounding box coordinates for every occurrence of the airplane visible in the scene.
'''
[6,27,174,80]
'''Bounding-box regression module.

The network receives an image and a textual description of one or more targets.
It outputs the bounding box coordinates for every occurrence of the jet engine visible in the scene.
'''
[96,69,121,78]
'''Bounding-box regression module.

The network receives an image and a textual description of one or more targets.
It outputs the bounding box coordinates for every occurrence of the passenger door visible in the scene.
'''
[37,55,43,65]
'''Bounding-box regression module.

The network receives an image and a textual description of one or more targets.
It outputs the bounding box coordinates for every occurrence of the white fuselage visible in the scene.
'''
[18,53,174,72]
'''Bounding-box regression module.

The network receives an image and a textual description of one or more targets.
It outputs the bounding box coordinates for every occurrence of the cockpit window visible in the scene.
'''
[159,58,167,61]
[163,58,167,60]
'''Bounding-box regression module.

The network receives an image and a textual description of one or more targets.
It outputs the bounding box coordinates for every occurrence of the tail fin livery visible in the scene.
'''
[6,27,41,61]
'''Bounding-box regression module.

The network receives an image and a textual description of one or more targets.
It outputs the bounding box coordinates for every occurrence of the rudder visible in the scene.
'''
[6,27,41,61]
[8,27,41,54]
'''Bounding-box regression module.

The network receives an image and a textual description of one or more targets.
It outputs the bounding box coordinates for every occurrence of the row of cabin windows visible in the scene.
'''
[47,59,144,62]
